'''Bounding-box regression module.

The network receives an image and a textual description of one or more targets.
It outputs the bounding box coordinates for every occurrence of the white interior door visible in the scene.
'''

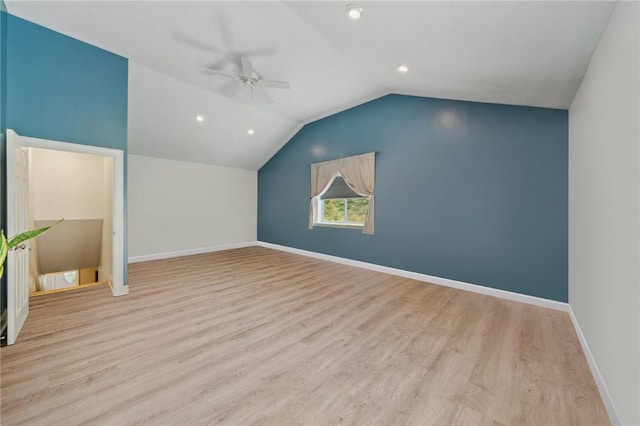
[6,130,30,345]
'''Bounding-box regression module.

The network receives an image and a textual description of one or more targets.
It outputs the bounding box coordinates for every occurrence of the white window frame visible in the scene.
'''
[312,196,369,229]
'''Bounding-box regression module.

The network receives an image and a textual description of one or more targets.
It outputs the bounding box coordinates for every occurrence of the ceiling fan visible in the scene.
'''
[201,57,290,104]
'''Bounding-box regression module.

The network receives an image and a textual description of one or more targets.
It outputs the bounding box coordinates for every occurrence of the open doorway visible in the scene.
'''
[28,147,113,295]
[5,129,126,345]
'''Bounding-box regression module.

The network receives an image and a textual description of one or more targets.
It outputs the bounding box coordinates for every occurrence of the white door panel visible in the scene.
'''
[7,130,30,345]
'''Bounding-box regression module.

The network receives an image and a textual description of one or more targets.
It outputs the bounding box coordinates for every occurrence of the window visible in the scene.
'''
[319,197,371,226]
[312,174,370,227]
[308,152,376,234]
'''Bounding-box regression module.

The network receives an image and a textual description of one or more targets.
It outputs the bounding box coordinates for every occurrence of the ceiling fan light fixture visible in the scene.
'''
[397,64,409,73]
[196,115,204,122]
[202,57,290,104]
[248,128,255,135]
[346,4,363,20]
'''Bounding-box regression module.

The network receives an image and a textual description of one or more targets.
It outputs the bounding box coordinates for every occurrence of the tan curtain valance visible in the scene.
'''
[308,152,376,234]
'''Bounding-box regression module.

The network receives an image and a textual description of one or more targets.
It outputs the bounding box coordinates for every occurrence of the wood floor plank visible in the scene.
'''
[1,246,609,425]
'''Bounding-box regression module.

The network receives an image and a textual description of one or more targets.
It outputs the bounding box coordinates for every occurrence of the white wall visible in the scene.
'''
[127,155,257,258]
[568,2,639,425]
[31,148,106,220]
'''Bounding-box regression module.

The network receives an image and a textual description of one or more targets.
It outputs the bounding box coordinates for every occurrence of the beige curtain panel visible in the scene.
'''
[308,152,376,234]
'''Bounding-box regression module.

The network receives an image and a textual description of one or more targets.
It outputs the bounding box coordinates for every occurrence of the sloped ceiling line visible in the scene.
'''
[6,1,614,170]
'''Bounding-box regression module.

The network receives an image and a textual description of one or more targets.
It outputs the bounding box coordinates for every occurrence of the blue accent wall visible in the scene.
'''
[1,5,6,134]
[3,14,128,288]
[258,94,568,302]
[1,4,8,318]
[6,14,127,149]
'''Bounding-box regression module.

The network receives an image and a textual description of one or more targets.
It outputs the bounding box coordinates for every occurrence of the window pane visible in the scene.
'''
[323,199,345,222]
[347,198,369,223]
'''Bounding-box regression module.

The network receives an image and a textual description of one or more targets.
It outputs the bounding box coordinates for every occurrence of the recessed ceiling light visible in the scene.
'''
[196,115,204,122]
[346,4,362,20]
[248,129,255,135]
[397,65,409,73]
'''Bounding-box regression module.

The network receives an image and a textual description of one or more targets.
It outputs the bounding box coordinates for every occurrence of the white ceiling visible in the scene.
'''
[6,1,615,170]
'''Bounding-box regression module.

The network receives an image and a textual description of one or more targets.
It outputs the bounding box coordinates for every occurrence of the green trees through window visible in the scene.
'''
[322,198,370,224]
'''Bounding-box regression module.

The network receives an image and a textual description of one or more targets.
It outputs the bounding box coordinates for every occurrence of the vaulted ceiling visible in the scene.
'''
[6,1,615,170]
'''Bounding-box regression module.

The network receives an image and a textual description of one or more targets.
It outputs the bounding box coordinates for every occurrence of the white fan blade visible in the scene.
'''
[173,32,222,54]
[223,80,245,97]
[256,79,290,90]
[201,67,235,79]
[240,57,253,77]
[252,87,274,104]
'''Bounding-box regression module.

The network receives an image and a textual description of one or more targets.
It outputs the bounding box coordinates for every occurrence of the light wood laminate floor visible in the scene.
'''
[1,247,609,425]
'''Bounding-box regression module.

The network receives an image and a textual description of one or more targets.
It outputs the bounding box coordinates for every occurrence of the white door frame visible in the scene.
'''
[6,129,128,297]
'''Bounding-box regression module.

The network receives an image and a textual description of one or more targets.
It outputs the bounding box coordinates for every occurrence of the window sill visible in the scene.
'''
[313,222,364,229]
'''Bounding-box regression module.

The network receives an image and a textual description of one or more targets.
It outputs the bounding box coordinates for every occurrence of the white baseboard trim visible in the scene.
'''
[128,241,258,264]
[257,241,569,312]
[109,281,130,297]
[568,307,621,426]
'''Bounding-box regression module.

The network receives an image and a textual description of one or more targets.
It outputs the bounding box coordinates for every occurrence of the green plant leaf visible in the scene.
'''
[1,220,62,279]
[0,231,8,270]
[7,219,63,249]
